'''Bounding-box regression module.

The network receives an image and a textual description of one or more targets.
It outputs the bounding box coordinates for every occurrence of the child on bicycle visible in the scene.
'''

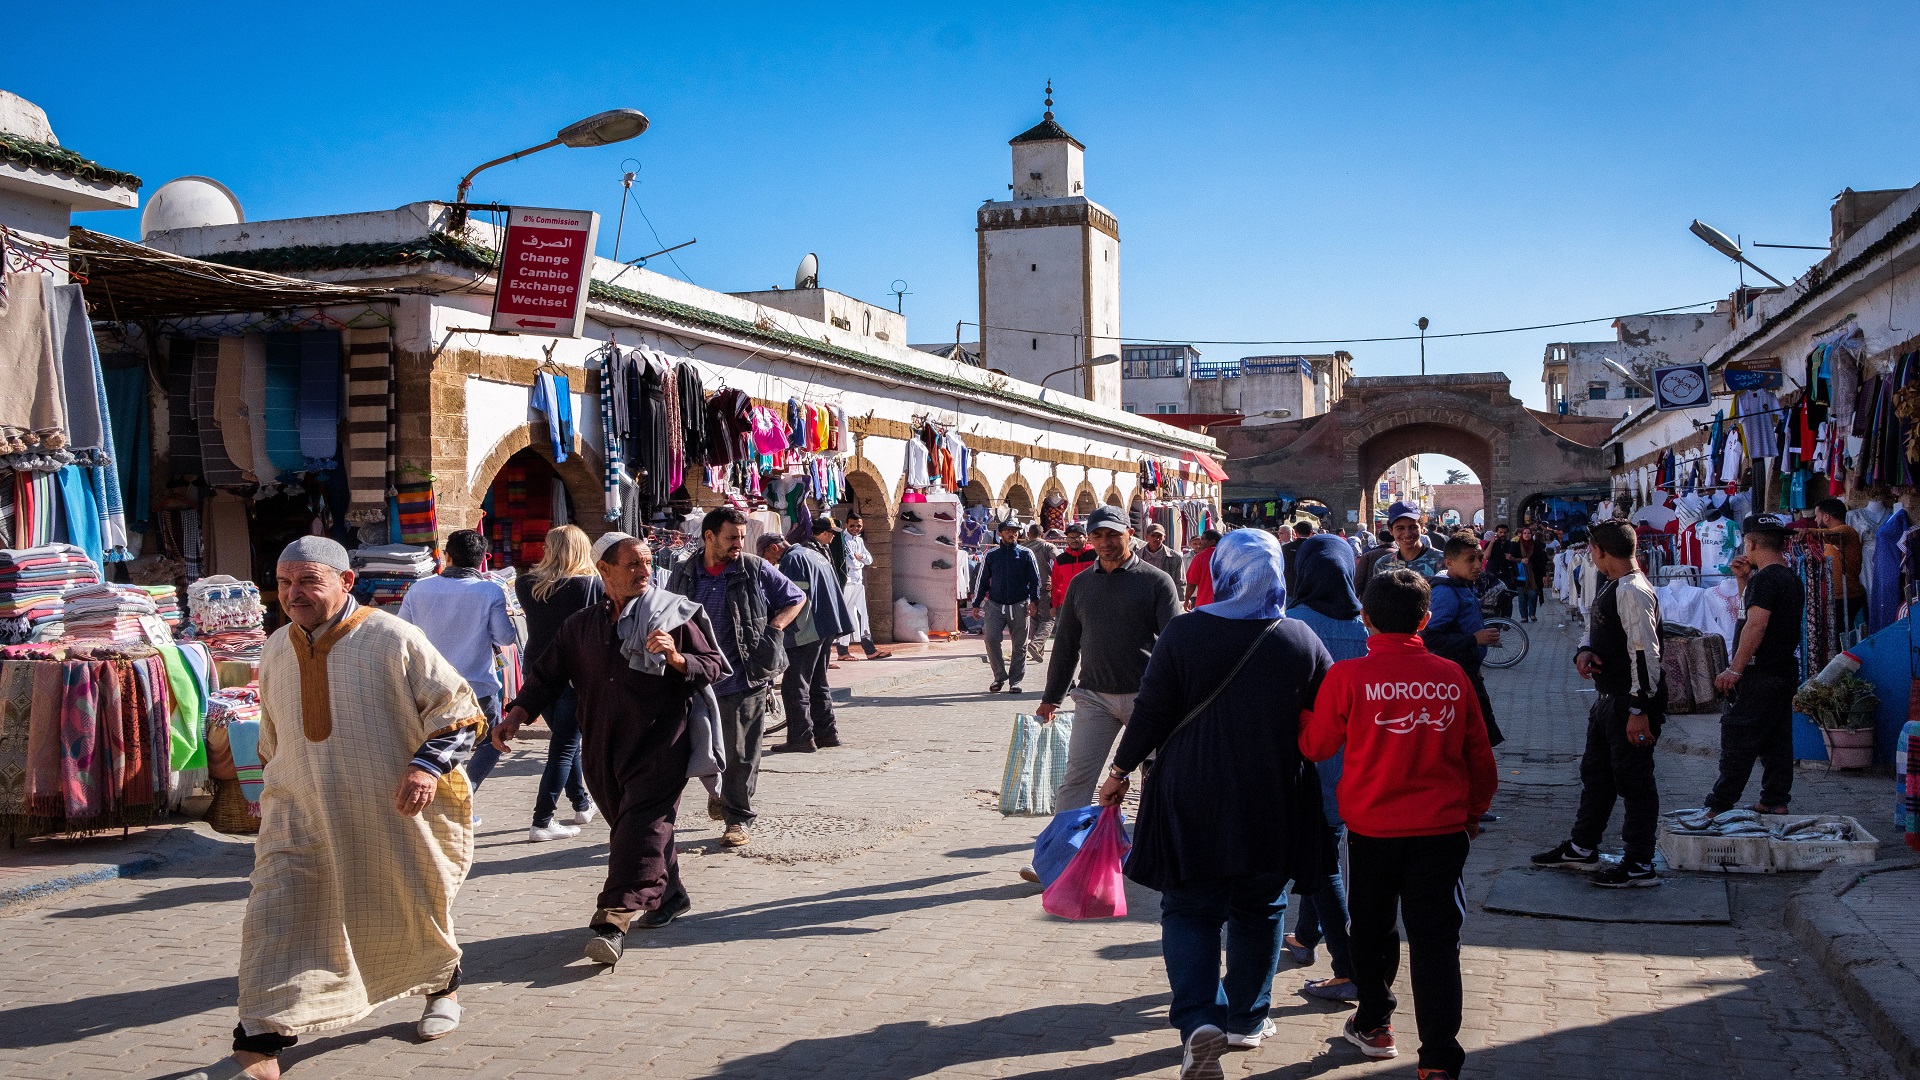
[1421,533,1505,749]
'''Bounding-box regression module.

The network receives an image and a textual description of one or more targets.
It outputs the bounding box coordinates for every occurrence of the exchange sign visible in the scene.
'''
[490,206,600,337]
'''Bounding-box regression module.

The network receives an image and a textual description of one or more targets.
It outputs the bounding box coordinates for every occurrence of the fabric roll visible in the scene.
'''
[0,272,68,461]
[99,352,150,533]
[262,332,305,477]
[299,330,341,468]
[194,339,247,487]
[343,326,391,524]
[214,336,255,480]
[45,281,106,464]
[243,335,275,491]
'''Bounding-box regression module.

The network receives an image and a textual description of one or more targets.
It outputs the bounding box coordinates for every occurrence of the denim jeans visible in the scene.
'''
[1517,586,1539,620]
[464,695,504,789]
[530,690,591,828]
[1158,872,1289,1039]
[1290,833,1354,980]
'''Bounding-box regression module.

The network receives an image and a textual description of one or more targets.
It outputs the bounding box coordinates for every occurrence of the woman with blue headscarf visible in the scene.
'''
[1281,533,1367,1002]
[1100,528,1335,1075]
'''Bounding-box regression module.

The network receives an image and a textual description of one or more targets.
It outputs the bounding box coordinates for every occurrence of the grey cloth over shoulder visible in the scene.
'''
[617,587,733,778]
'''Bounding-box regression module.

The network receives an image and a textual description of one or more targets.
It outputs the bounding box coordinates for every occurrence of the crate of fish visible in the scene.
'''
[1658,809,1776,873]
[1767,815,1879,873]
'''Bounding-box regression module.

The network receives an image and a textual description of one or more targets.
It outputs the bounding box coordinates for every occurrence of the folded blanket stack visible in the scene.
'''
[61,582,160,644]
[134,585,183,630]
[186,575,266,662]
[350,543,436,609]
[0,543,101,641]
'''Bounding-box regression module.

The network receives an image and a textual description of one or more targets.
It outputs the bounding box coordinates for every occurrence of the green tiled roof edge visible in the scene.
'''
[0,133,142,190]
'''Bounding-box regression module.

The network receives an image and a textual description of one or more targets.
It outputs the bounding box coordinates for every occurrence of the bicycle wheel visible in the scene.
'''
[1482,616,1528,669]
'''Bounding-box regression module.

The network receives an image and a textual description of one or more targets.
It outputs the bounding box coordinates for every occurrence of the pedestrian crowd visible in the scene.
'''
[182,493,1806,1080]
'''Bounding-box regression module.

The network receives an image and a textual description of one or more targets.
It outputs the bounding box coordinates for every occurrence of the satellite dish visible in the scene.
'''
[795,252,819,290]
[141,176,244,238]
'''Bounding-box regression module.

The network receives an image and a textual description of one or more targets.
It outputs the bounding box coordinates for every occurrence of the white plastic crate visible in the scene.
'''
[1768,815,1879,872]
[1657,823,1773,873]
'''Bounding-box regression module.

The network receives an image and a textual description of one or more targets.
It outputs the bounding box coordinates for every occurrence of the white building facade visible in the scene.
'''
[1542,307,1732,418]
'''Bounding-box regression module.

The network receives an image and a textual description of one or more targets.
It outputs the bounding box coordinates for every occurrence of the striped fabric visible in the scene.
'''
[395,482,437,547]
[343,327,392,524]
[999,711,1074,816]
[596,352,625,521]
[165,338,201,480]
[193,339,248,487]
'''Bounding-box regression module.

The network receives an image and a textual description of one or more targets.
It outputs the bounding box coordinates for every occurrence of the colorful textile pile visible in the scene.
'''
[185,575,266,662]
[395,482,437,546]
[134,585,183,630]
[206,685,264,808]
[0,642,190,834]
[0,543,102,643]
[61,583,161,644]
[350,543,435,608]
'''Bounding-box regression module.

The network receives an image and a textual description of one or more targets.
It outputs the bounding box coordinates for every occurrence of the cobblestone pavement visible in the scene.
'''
[0,598,1904,1078]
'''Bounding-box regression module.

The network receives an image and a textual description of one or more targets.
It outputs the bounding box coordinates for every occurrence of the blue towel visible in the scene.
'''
[299,331,341,469]
[99,355,150,533]
[55,465,104,571]
[263,333,305,477]
[531,372,573,462]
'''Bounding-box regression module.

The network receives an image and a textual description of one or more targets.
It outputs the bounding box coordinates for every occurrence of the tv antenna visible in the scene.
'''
[795,252,819,290]
[890,279,911,313]
[612,159,640,261]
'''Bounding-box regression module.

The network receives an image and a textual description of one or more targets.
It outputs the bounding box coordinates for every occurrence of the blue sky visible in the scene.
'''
[12,2,1920,454]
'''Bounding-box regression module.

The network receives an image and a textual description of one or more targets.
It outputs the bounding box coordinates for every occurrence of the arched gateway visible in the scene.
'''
[1214,373,1613,531]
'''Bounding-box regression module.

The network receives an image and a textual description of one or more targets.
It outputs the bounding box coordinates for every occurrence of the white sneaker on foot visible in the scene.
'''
[528,822,581,843]
[572,801,597,827]
[1181,1024,1228,1080]
[1226,1017,1277,1049]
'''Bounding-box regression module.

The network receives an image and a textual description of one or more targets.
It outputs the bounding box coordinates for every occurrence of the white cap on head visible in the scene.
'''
[278,535,351,572]
[591,531,640,562]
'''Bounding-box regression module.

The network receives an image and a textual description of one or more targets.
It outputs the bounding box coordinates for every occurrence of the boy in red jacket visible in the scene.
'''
[1300,568,1498,1080]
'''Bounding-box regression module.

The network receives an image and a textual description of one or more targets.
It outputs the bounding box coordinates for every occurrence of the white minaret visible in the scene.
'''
[977,83,1121,407]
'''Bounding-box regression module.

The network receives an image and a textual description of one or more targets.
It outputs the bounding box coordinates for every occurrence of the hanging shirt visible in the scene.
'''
[905,438,931,487]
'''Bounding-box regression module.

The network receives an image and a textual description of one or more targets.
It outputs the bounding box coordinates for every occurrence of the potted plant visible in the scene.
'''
[1793,674,1879,769]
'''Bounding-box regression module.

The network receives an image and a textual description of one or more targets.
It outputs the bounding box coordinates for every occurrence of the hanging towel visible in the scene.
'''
[262,332,304,478]
[99,351,150,533]
[0,272,69,463]
[242,335,276,492]
[343,326,392,523]
[204,491,253,580]
[194,338,247,487]
[55,465,104,570]
[395,481,438,546]
[156,644,205,771]
[214,336,255,480]
[531,371,573,462]
[58,660,101,821]
[227,715,264,805]
[45,281,107,464]
[298,330,341,469]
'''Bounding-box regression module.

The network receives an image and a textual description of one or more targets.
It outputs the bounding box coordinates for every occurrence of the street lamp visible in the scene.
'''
[1259,408,1292,419]
[1416,317,1429,375]
[1038,352,1121,401]
[1688,219,1788,288]
[447,109,651,231]
[1600,357,1657,395]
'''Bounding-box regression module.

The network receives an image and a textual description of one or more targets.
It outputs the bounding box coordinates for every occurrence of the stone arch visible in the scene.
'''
[962,477,994,510]
[1073,482,1099,516]
[1001,473,1035,517]
[843,464,897,643]
[1103,485,1124,507]
[467,423,608,540]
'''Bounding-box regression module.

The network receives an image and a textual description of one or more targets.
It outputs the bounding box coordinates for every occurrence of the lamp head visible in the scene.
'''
[1689,219,1743,260]
[558,109,650,148]
[1089,352,1121,367]
[1416,317,1429,331]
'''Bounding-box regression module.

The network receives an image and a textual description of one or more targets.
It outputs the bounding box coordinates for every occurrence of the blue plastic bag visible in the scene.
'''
[1032,804,1107,888]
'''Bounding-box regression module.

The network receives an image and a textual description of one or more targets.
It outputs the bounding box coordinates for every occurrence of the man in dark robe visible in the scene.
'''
[493,532,727,965]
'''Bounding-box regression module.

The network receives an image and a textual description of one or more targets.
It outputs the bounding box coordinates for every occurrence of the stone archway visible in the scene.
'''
[963,477,993,511]
[844,462,897,642]
[467,423,608,541]
[1073,483,1098,516]
[1103,485,1124,507]
[1216,373,1608,532]
[1002,474,1035,519]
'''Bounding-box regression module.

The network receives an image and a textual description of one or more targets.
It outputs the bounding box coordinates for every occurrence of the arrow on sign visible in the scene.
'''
[516,319,558,329]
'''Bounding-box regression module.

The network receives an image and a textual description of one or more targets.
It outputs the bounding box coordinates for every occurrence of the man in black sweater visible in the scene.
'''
[1035,505,1183,813]
[1532,518,1667,887]
[1706,514,1805,814]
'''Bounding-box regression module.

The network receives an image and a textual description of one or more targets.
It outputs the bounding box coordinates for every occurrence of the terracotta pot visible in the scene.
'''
[1820,726,1875,770]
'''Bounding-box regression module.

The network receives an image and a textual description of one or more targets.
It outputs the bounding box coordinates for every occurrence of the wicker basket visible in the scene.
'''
[207,778,260,836]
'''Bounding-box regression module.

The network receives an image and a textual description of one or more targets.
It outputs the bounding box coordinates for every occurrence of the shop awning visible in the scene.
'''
[68,228,399,320]
[1186,452,1229,483]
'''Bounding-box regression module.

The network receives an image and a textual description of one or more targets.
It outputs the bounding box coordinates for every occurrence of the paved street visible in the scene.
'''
[0,602,1905,1079]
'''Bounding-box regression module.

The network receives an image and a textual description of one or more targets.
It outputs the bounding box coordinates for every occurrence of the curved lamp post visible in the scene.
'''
[447,109,650,231]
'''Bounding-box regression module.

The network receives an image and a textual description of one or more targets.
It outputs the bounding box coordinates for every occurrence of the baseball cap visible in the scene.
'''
[1064,522,1086,536]
[1387,501,1422,526]
[1087,505,1130,534]
[756,533,786,554]
[1146,523,1166,536]
[811,517,838,536]
[1742,512,1790,534]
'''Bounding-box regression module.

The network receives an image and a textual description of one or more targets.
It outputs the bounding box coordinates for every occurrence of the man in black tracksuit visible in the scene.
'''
[1533,519,1668,887]
[1706,513,1805,814]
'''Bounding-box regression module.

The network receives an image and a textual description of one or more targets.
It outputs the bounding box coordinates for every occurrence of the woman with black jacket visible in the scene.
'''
[514,525,604,842]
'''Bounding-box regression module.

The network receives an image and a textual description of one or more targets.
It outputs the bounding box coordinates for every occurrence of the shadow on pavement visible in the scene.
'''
[48,879,251,918]
[0,976,235,1049]
[944,842,1032,859]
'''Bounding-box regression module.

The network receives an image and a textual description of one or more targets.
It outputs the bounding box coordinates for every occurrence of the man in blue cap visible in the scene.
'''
[1356,501,1445,595]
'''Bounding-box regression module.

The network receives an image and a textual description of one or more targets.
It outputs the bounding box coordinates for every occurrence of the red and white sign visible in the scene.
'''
[490,206,600,337]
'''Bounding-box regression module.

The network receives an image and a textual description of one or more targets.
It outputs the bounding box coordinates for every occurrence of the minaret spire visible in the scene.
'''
[1043,80,1054,121]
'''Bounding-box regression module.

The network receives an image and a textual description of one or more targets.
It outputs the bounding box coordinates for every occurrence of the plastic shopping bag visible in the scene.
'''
[1032,804,1102,887]
[998,712,1073,815]
[1042,804,1132,920]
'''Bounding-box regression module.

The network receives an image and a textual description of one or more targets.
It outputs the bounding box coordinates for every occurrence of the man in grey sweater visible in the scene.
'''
[1036,505,1184,813]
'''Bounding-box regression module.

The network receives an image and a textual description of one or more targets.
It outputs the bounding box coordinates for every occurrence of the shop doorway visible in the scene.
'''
[843,469,894,641]
[479,448,579,572]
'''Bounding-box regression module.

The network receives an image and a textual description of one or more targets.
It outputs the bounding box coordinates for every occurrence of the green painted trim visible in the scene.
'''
[0,133,141,190]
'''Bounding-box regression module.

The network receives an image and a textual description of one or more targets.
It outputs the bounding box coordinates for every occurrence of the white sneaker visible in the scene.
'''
[1226,1017,1277,1049]
[528,822,581,843]
[1181,1024,1228,1080]
[572,801,597,827]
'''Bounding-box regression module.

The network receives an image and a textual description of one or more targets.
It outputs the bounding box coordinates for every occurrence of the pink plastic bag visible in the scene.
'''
[1042,805,1132,919]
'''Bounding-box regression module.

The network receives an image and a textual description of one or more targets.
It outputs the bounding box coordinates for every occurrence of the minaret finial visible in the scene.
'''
[1043,80,1054,121]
